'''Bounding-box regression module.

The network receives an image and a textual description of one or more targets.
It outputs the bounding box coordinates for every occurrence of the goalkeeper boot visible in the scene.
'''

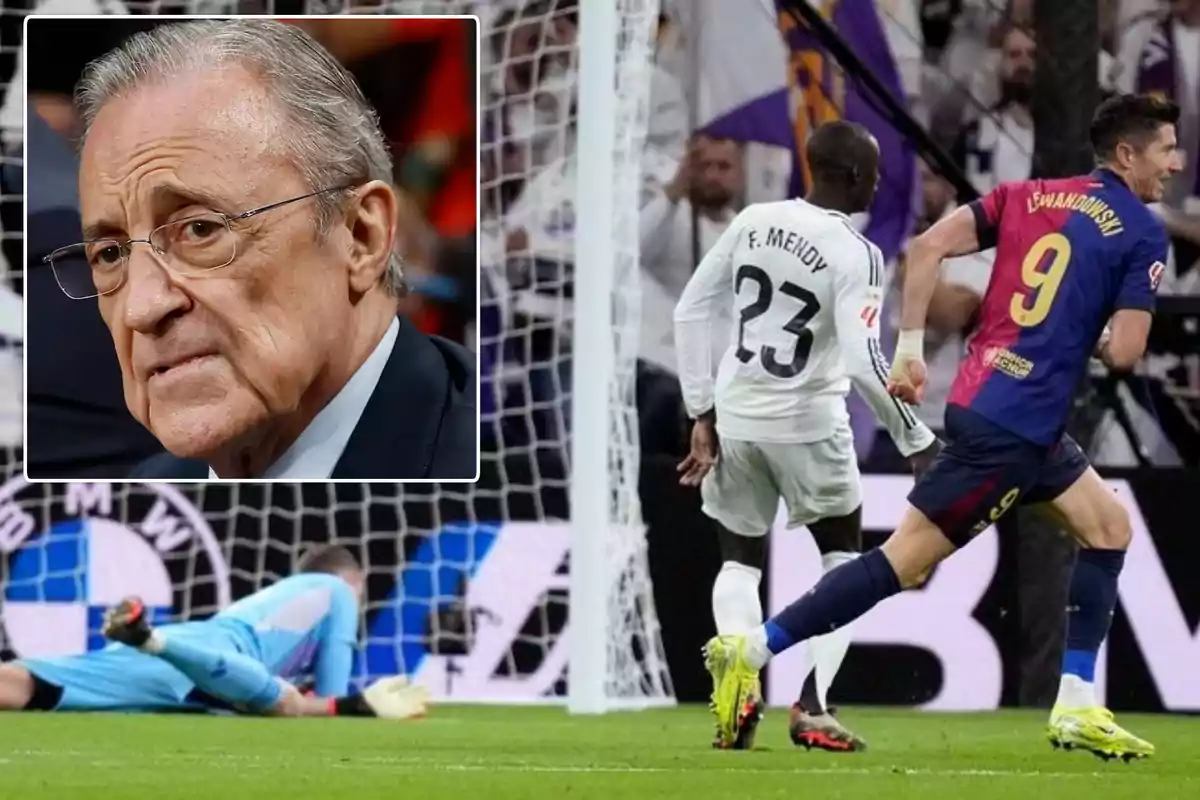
[789,703,868,752]
[703,635,762,750]
[360,676,431,720]
[1047,706,1155,761]
[102,596,153,648]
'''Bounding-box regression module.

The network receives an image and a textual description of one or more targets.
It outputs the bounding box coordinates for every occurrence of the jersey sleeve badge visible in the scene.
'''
[1148,261,1165,291]
[860,304,879,328]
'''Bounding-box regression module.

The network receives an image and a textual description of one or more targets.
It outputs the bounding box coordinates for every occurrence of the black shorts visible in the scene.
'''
[908,404,1089,547]
[23,670,64,711]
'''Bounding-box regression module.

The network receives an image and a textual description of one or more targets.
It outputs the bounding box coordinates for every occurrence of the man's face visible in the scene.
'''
[503,14,577,94]
[691,137,742,209]
[1125,123,1183,203]
[999,28,1035,100]
[81,67,359,461]
[848,134,881,213]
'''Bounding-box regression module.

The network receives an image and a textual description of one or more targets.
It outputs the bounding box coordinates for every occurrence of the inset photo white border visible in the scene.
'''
[21,14,482,484]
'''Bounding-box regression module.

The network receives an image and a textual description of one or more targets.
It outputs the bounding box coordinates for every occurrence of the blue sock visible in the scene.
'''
[1061,548,1125,683]
[763,548,901,655]
[153,634,283,712]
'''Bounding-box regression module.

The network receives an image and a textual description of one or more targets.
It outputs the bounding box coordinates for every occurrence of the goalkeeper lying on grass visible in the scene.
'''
[0,545,427,719]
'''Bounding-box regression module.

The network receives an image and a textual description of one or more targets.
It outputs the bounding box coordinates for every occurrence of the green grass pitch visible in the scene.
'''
[2,705,1196,799]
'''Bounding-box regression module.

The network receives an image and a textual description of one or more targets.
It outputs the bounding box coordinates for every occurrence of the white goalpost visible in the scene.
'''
[1,0,674,713]
[565,0,616,712]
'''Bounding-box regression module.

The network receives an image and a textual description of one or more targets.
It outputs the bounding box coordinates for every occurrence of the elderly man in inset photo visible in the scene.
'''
[36,19,477,481]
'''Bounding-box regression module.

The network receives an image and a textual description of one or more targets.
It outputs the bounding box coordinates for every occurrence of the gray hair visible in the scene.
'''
[75,19,404,296]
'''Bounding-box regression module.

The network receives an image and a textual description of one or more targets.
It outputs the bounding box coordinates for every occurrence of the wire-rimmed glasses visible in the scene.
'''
[45,184,355,300]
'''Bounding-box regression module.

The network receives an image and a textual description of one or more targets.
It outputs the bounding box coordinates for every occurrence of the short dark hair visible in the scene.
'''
[1090,94,1180,160]
[996,20,1035,48]
[805,120,878,188]
[297,544,360,576]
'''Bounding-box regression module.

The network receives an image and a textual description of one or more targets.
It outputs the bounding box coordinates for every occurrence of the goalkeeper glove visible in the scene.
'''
[333,676,429,720]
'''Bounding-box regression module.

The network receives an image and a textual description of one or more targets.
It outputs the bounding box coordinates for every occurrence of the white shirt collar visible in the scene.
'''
[208,318,399,480]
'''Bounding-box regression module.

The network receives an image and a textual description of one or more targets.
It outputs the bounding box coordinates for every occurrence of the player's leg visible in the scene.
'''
[1023,442,1153,760]
[703,504,952,749]
[754,505,955,662]
[711,527,766,637]
[769,428,869,752]
[0,663,35,710]
[698,439,778,748]
[103,599,284,713]
[704,408,1033,742]
[5,648,197,712]
[105,598,429,719]
[793,506,868,752]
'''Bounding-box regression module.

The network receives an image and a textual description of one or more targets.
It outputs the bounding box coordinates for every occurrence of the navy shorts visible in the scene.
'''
[908,404,1089,547]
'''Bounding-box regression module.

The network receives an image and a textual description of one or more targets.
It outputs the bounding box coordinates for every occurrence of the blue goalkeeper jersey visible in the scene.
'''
[216,573,361,698]
[17,573,361,712]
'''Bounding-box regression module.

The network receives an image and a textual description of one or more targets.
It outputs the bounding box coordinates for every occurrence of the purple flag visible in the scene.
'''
[776,0,917,258]
[778,0,916,461]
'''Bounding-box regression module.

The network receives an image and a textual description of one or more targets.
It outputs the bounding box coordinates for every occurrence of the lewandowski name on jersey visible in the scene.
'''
[951,170,1168,446]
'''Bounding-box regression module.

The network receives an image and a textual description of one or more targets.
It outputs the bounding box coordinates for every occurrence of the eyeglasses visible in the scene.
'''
[45,184,356,300]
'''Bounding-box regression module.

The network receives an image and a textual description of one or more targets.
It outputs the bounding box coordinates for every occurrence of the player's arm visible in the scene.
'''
[834,241,936,457]
[300,582,429,720]
[898,251,990,335]
[1101,310,1152,370]
[1101,225,1168,370]
[895,185,1004,368]
[312,581,360,698]
[673,211,744,419]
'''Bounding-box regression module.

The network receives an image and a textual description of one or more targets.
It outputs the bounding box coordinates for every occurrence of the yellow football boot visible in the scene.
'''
[1047,706,1155,761]
[703,635,763,750]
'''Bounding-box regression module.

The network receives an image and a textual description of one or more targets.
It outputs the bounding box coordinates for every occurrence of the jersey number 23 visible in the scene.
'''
[734,264,821,379]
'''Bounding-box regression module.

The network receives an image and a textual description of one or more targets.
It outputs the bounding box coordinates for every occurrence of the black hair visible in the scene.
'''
[296,544,360,576]
[1090,93,1180,160]
[805,120,878,192]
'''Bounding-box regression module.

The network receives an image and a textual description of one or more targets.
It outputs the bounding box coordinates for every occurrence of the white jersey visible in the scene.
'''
[674,199,934,455]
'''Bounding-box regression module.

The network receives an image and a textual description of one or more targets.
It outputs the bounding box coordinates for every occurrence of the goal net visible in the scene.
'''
[0,0,673,711]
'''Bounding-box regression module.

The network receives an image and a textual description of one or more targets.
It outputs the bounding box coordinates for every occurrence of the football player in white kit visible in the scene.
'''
[674,121,939,751]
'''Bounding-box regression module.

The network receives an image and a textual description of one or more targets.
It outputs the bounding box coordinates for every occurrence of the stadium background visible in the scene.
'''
[0,0,1197,717]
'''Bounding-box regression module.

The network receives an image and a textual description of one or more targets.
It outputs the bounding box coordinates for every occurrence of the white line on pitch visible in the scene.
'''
[3,749,1162,781]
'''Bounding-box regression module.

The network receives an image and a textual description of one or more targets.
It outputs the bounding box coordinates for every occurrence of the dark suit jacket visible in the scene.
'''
[130,316,478,480]
[24,112,166,479]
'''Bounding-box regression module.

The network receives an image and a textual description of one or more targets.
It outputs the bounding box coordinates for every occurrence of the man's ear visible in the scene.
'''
[345,180,398,294]
[1113,140,1137,172]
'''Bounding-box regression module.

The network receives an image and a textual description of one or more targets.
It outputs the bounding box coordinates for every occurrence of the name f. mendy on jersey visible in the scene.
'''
[675,199,928,456]
[0,479,230,660]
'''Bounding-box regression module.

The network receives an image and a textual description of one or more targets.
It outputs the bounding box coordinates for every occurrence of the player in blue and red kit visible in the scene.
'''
[0,545,427,720]
[701,94,1182,760]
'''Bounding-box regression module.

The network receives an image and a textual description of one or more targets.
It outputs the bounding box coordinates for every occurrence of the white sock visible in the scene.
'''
[712,561,763,635]
[745,625,771,669]
[140,629,166,655]
[1055,673,1097,710]
[807,551,859,710]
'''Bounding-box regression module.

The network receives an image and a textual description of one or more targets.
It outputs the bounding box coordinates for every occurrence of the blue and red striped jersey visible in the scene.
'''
[947,169,1168,445]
